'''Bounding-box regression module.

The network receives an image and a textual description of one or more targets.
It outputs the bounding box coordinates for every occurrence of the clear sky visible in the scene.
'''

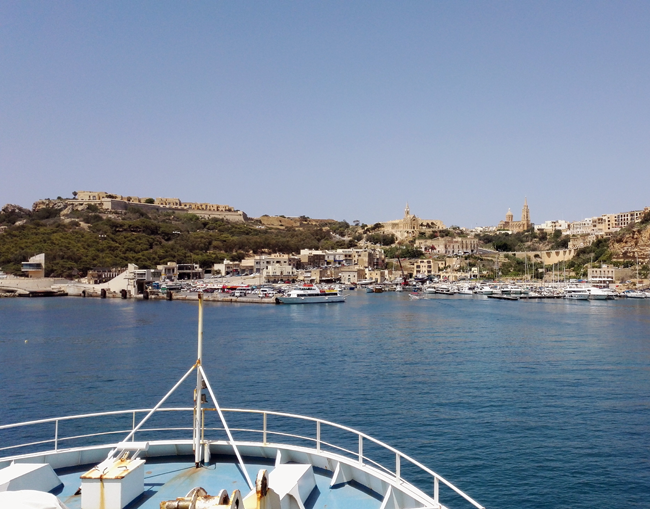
[1,1,649,227]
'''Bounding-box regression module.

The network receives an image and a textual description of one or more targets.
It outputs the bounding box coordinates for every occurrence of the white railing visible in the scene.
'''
[0,407,484,509]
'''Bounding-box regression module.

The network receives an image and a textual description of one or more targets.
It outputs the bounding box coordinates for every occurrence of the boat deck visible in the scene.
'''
[54,455,382,509]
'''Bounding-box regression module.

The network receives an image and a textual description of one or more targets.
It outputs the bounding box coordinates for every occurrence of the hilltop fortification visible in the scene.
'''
[33,191,247,222]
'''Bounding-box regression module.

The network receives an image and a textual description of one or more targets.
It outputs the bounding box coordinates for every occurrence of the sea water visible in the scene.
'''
[0,293,648,509]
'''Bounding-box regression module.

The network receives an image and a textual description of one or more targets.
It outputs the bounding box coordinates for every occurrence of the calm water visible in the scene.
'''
[1,294,649,508]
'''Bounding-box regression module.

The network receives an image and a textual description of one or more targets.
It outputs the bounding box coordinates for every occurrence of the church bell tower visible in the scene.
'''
[521,198,530,227]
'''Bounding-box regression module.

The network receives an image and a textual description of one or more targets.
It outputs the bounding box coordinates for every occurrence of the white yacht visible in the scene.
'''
[457,285,474,296]
[586,287,609,300]
[277,285,345,304]
[435,284,456,295]
[475,285,494,295]
[564,288,590,300]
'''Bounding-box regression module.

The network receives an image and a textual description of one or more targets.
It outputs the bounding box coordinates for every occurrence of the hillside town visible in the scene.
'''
[1,191,649,300]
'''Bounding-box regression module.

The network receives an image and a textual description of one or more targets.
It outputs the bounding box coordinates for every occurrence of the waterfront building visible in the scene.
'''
[299,248,385,269]
[497,199,532,233]
[87,267,126,284]
[158,262,179,280]
[304,267,340,283]
[212,259,241,276]
[412,259,438,276]
[239,259,255,275]
[253,254,299,274]
[352,249,385,269]
[339,267,366,284]
[587,266,633,285]
[382,204,445,241]
[263,263,298,283]
[176,263,203,280]
[21,253,45,278]
[299,250,326,268]
[325,250,353,266]
[366,269,387,283]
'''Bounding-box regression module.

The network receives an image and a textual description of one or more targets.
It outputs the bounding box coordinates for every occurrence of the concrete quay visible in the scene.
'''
[167,292,276,304]
[64,288,277,304]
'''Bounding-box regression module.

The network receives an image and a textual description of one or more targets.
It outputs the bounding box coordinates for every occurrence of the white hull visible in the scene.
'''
[566,293,589,300]
[0,407,483,509]
[277,294,345,304]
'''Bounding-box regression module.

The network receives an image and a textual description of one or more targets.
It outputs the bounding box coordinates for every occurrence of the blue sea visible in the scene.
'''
[1,293,649,508]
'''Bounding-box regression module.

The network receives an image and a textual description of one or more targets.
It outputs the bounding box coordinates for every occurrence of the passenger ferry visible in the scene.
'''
[0,296,484,509]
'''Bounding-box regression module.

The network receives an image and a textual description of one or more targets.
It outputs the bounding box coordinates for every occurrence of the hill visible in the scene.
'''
[0,203,357,278]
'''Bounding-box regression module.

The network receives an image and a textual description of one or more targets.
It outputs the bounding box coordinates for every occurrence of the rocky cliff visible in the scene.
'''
[610,224,650,261]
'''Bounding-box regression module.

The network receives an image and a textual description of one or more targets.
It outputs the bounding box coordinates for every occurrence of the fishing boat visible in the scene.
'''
[276,285,345,304]
[0,295,484,509]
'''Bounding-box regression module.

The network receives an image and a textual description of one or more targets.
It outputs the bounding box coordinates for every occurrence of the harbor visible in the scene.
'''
[2,3,650,508]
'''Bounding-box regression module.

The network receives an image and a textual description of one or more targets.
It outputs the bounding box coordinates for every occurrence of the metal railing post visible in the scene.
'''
[316,421,321,451]
[201,408,205,443]
[132,411,136,441]
[263,412,267,445]
[54,420,58,451]
[396,453,400,481]
[358,435,363,464]
[434,476,439,507]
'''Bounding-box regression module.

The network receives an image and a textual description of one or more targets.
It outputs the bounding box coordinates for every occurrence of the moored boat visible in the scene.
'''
[587,287,609,300]
[565,287,590,300]
[277,285,345,304]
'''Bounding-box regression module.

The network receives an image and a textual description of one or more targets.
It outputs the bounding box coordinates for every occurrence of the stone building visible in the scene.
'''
[412,259,439,276]
[415,238,478,255]
[299,248,385,269]
[498,199,531,233]
[339,267,366,284]
[382,204,445,241]
[587,266,633,284]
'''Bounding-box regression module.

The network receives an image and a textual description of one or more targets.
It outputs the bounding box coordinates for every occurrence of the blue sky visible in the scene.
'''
[1,1,649,227]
